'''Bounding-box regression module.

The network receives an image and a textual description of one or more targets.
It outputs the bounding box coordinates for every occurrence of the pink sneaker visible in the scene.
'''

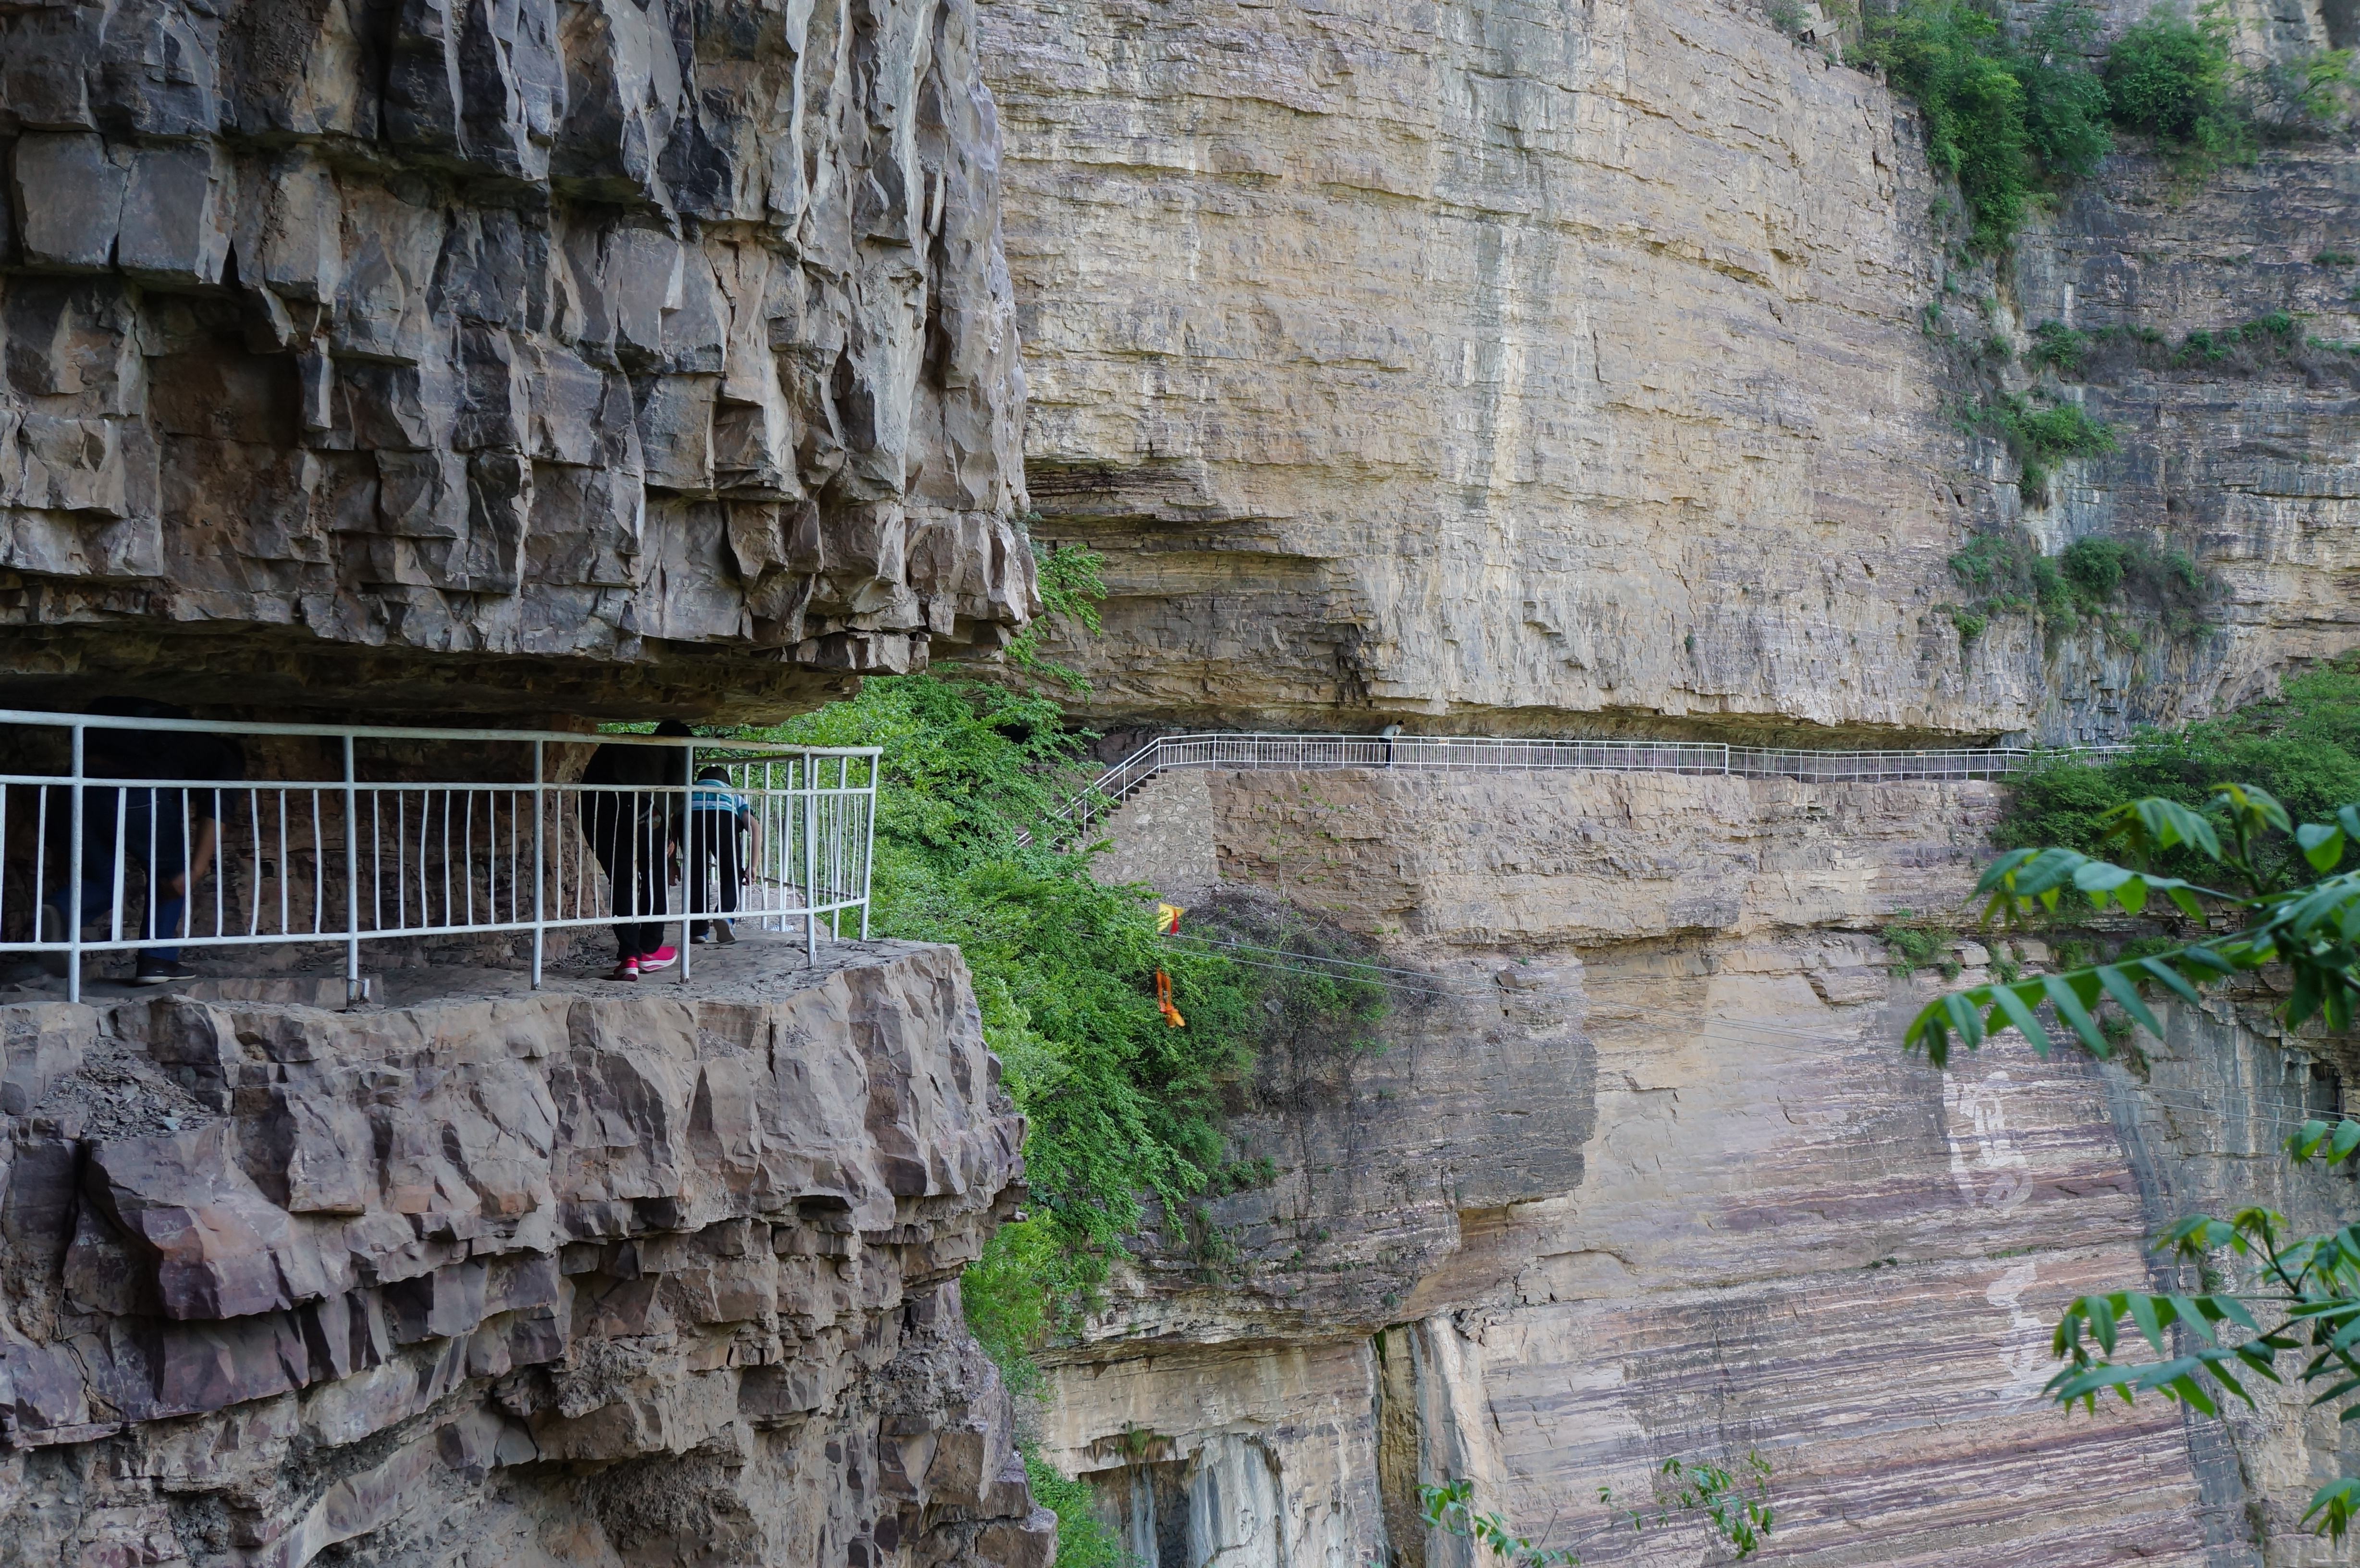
[639,945,677,972]
[608,958,640,982]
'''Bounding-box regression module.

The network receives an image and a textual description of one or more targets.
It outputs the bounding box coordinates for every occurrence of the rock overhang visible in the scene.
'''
[0,0,1038,723]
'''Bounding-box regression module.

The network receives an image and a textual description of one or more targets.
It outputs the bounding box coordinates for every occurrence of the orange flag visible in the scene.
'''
[1155,968,1186,1028]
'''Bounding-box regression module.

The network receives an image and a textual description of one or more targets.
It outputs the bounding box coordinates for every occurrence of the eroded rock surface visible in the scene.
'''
[0,941,1052,1567]
[0,0,1035,719]
[980,0,2359,744]
[1054,767,2353,1566]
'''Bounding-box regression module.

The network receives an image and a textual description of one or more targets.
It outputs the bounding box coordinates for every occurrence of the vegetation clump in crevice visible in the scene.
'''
[2028,311,2360,387]
[1944,527,2212,645]
[1861,0,2354,256]
[1882,913,1967,977]
[737,546,1397,1494]
[2103,6,2249,172]
[1958,390,2116,501]
[1019,1449,1131,1568]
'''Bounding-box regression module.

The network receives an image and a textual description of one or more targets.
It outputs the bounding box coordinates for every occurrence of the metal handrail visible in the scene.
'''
[1041,731,2120,843]
[0,710,880,1003]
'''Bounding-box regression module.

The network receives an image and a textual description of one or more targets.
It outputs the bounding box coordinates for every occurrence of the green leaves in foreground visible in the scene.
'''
[1905,784,2360,1066]
[2042,1153,2360,1541]
[1909,776,2360,1541]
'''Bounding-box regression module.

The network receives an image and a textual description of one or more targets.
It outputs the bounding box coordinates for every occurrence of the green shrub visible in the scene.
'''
[738,670,1274,1355]
[2319,251,2359,266]
[1861,0,2111,249]
[1951,528,2068,615]
[739,558,1389,1380]
[2175,310,2302,367]
[2248,46,2360,135]
[1882,916,1964,977]
[2000,652,2360,879]
[1966,391,2116,500]
[2105,8,2248,166]
[1949,527,2211,639]
[2028,319,2093,373]
[2059,535,2126,600]
[1022,1448,1134,1568]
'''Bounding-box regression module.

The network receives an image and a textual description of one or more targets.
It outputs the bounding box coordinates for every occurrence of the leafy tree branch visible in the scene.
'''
[1906,776,2360,1540]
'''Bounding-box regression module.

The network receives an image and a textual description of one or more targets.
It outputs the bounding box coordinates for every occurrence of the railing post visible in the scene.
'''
[803,754,818,964]
[344,735,362,1005]
[66,723,83,1005]
[679,740,694,985]
[531,740,544,989]
[860,752,876,941]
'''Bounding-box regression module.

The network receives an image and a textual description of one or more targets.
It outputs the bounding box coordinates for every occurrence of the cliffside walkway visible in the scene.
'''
[0,710,881,1003]
[1048,731,2107,841]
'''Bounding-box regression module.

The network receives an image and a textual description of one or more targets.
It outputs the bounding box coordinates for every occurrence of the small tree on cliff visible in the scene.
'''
[1907,782,2360,1538]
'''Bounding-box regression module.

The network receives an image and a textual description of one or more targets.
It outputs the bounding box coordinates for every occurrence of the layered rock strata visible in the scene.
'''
[0,0,1034,720]
[978,0,2360,744]
[2009,149,2360,725]
[1051,766,2352,1566]
[0,940,1052,1567]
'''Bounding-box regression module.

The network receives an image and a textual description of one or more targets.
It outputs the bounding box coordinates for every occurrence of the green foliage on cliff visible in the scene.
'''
[742,549,1386,1370]
[2104,7,2247,165]
[1999,654,2360,880]
[1962,390,2116,500]
[745,671,1259,1317]
[2027,314,2333,382]
[1005,541,1109,690]
[1859,0,2111,248]
[1022,1447,1131,1568]
[1944,526,2208,645]
[1906,772,2360,1542]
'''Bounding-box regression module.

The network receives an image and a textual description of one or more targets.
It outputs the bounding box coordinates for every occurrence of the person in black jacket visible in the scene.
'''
[581,719,693,980]
[42,699,242,985]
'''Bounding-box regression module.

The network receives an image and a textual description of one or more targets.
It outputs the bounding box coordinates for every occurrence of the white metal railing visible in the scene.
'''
[1044,732,2113,843]
[0,710,878,1004]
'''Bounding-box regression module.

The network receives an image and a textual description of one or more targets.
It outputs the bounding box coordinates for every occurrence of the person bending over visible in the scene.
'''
[581,719,692,981]
[686,765,762,944]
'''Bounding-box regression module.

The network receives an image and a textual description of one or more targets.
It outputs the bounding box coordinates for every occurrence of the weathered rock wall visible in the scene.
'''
[1045,768,2359,1566]
[977,0,2360,744]
[0,0,1036,721]
[0,943,1053,1567]
[2006,150,2360,731]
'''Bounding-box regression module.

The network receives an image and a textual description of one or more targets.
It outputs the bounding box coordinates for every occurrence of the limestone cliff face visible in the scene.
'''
[978,0,2359,744]
[1057,769,2357,1566]
[0,944,1052,1567]
[0,0,1034,720]
[2008,150,2360,727]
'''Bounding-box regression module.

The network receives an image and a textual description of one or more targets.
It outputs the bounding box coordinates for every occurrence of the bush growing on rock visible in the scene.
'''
[742,673,1260,1321]
[2105,6,2245,161]
[2002,654,2360,878]
[1859,0,2110,248]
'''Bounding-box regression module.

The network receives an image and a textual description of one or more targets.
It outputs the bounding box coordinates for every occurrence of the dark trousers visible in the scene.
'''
[589,808,670,960]
[685,815,743,934]
[49,790,192,960]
